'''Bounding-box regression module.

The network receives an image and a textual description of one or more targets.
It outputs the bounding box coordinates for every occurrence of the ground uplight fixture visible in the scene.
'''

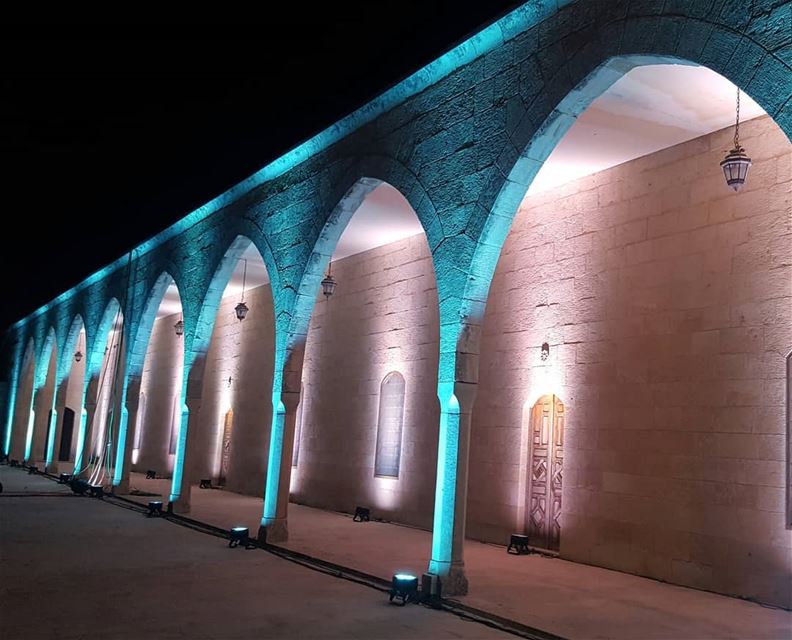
[721,87,751,191]
[147,500,163,517]
[58,473,71,484]
[389,573,419,605]
[321,261,337,299]
[145,469,157,479]
[174,316,184,337]
[74,350,83,362]
[353,506,370,522]
[229,526,252,548]
[235,259,250,321]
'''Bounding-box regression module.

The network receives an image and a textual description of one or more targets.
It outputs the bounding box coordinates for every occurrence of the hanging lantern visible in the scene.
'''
[235,301,249,321]
[235,259,249,322]
[321,261,337,299]
[721,87,751,192]
[74,350,83,362]
[174,316,184,337]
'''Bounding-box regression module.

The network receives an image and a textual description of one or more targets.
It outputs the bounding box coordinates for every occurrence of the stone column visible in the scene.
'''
[72,375,99,473]
[22,390,37,463]
[259,346,304,543]
[113,378,141,494]
[75,400,99,477]
[428,331,479,595]
[168,397,201,514]
[113,376,141,493]
[258,389,300,543]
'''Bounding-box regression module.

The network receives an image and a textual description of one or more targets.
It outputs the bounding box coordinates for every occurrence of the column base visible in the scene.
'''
[169,497,191,514]
[442,564,469,596]
[259,519,288,544]
[114,477,131,495]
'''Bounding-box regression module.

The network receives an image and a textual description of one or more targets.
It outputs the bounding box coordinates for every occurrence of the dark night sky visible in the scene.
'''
[0,3,523,333]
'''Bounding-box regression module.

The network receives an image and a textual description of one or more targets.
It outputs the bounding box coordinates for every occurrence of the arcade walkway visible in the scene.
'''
[125,473,791,640]
[0,468,508,640]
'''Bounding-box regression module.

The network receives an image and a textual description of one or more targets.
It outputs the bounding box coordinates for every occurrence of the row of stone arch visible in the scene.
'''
[4,9,792,595]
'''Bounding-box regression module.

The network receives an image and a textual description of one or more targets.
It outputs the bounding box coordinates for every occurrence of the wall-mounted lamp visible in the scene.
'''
[227,376,233,389]
[721,87,751,191]
[235,259,249,321]
[540,342,550,361]
[174,315,184,337]
[74,350,83,363]
[321,260,337,299]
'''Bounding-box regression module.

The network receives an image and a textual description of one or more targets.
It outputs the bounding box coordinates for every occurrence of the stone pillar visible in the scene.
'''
[259,346,304,544]
[114,378,141,494]
[258,389,301,543]
[72,375,98,473]
[22,390,37,463]
[428,324,480,596]
[168,397,200,514]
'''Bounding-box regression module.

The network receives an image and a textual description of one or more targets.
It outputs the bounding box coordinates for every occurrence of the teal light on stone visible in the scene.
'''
[262,397,287,526]
[44,408,58,467]
[429,388,459,575]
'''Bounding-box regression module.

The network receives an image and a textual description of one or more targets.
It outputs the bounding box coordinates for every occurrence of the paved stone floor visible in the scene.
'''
[0,468,510,640]
[121,473,791,640]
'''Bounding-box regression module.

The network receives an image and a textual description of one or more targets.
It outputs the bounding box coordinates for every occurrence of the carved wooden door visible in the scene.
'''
[218,409,234,486]
[527,395,564,551]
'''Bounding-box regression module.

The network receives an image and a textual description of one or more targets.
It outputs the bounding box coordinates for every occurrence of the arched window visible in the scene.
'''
[374,372,405,478]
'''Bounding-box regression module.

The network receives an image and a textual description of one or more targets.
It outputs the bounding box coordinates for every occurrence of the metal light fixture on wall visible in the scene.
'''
[74,350,83,362]
[720,87,751,192]
[235,259,249,322]
[174,315,184,337]
[540,342,550,361]
[321,260,337,299]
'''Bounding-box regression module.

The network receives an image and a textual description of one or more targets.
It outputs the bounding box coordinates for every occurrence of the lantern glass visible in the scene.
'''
[321,274,337,299]
[235,301,249,321]
[720,148,751,191]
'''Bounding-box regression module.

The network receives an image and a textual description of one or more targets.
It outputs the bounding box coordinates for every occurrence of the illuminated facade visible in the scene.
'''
[2,0,791,607]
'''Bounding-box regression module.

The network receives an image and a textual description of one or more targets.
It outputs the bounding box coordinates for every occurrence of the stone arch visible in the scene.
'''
[60,314,85,386]
[185,235,275,398]
[28,327,57,462]
[285,156,440,371]
[464,17,792,336]
[74,297,124,473]
[128,272,180,380]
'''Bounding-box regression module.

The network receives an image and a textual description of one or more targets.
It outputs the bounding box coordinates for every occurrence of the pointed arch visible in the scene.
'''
[186,235,273,394]
[59,314,85,386]
[286,159,440,359]
[128,272,179,380]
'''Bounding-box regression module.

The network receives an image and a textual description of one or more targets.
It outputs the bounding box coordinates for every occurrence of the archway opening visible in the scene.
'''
[468,61,791,606]
[129,277,184,483]
[8,339,35,462]
[55,323,86,473]
[30,330,57,465]
[287,181,440,575]
[83,306,125,487]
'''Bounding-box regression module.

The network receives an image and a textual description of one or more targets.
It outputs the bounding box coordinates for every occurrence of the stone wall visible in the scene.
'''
[468,115,792,607]
[132,313,184,475]
[99,114,789,605]
[291,232,440,529]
